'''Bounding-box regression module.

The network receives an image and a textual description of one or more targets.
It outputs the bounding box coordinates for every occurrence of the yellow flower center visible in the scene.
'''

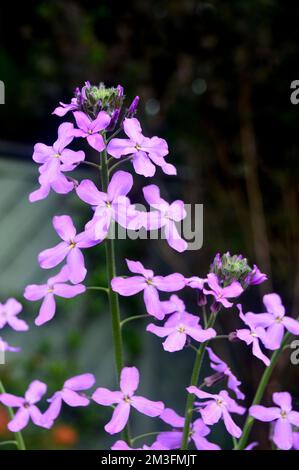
[69,241,76,249]
[178,326,185,333]
[53,153,61,158]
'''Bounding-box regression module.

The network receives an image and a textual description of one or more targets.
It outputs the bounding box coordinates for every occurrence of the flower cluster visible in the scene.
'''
[1,83,299,451]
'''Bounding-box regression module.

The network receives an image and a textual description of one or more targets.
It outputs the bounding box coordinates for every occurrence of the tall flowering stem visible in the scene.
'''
[0,379,26,450]
[180,313,216,450]
[236,327,293,450]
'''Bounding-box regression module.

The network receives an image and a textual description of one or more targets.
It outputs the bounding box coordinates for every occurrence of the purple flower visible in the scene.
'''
[160,294,186,316]
[236,305,270,366]
[188,387,245,438]
[0,298,28,331]
[203,273,243,309]
[111,259,185,320]
[52,98,78,117]
[76,171,139,241]
[29,122,85,202]
[44,373,95,423]
[250,392,299,450]
[111,440,168,450]
[0,381,51,432]
[247,264,268,286]
[107,117,176,177]
[142,185,187,253]
[293,431,299,450]
[147,312,216,352]
[0,337,20,353]
[244,293,299,350]
[92,366,164,434]
[127,96,140,116]
[24,265,86,326]
[38,215,97,284]
[72,111,110,151]
[157,408,220,450]
[205,347,245,400]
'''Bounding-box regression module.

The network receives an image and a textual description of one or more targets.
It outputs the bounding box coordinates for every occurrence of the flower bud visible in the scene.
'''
[204,372,225,387]
[210,252,260,289]
[74,82,125,120]
[127,96,140,116]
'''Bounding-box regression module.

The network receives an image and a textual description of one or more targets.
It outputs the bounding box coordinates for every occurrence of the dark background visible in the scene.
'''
[0,0,298,450]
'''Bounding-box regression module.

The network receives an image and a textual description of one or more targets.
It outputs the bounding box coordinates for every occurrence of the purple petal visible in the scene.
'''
[222,281,243,298]
[273,418,293,450]
[200,403,222,425]
[222,407,242,438]
[125,259,153,277]
[272,392,292,412]
[107,138,136,159]
[53,215,76,241]
[67,247,86,284]
[61,389,90,407]
[87,133,105,152]
[159,408,184,428]
[164,220,188,253]
[123,118,143,142]
[24,284,48,301]
[157,431,182,450]
[29,184,50,202]
[288,411,299,427]
[38,242,69,269]
[163,331,187,352]
[44,395,62,422]
[111,440,134,450]
[7,316,29,332]
[73,111,90,132]
[146,324,174,338]
[76,179,106,206]
[249,405,280,422]
[185,326,216,343]
[35,293,56,326]
[105,402,131,434]
[143,184,163,206]
[153,273,185,292]
[264,322,285,350]
[32,143,53,163]
[53,283,86,298]
[131,396,164,417]
[25,380,47,404]
[143,285,164,319]
[120,367,139,396]
[282,316,299,335]
[92,388,123,406]
[0,393,24,407]
[64,373,95,391]
[8,408,29,432]
[90,111,110,132]
[263,293,285,317]
[252,338,270,366]
[132,151,156,177]
[111,276,146,296]
[108,171,133,201]
[29,405,45,427]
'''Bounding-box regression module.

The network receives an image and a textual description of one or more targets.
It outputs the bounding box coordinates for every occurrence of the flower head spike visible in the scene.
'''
[38,215,97,284]
[111,259,185,320]
[147,312,216,352]
[0,381,51,432]
[92,366,164,434]
[24,265,86,325]
[203,273,243,309]
[44,373,96,423]
[107,117,176,177]
[236,304,270,366]
[188,387,245,438]
[243,293,299,350]
[0,298,28,331]
[71,111,110,151]
[142,185,188,252]
[250,392,299,450]
[205,347,245,400]
[76,171,139,241]
[157,408,220,450]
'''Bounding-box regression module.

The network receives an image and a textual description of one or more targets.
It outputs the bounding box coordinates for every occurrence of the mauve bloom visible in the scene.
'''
[76,171,139,241]
[0,381,51,432]
[142,185,188,253]
[188,387,246,438]
[243,293,299,350]
[250,392,299,450]
[205,347,245,400]
[24,266,86,326]
[147,312,216,352]
[44,373,95,423]
[107,117,176,177]
[157,408,220,450]
[52,98,78,116]
[247,264,268,286]
[203,273,243,309]
[38,215,97,284]
[160,294,186,317]
[92,366,164,435]
[127,96,140,116]
[0,298,28,331]
[111,259,185,320]
[293,432,299,450]
[236,305,270,366]
[71,111,110,151]
[0,337,20,353]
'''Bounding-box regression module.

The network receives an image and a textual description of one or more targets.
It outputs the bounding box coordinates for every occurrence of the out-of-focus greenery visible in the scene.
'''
[0,0,298,449]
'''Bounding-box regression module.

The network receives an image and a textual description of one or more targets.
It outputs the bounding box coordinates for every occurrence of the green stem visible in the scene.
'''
[0,380,26,450]
[236,329,292,450]
[86,286,109,294]
[0,440,18,447]
[120,314,148,328]
[180,313,216,450]
[100,146,130,445]
[131,431,162,445]
[108,156,133,175]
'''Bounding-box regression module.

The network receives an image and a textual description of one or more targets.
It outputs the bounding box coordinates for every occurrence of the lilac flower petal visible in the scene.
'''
[273,418,293,450]
[73,111,91,132]
[90,111,110,132]
[222,281,243,298]
[25,380,47,404]
[186,387,215,400]
[164,220,188,253]
[111,276,146,296]
[44,395,62,422]
[143,184,163,206]
[249,405,280,421]
[147,324,174,338]
[111,440,134,450]
[143,285,164,319]
[125,259,153,277]
[282,316,299,335]
[35,293,56,326]
[53,215,76,241]
[92,388,123,406]
[107,138,136,159]
[161,162,177,175]
[53,283,86,298]
[29,405,45,427]
[7,316,29,332]
[185,326,216,343]
[192,435,220,451]
[131,396,164,417]
[200,403,222,425]
[29,184,50,202]
[24,284,48,301]
[32,143,53,163]
[67,247,87,284]
[8,408,29,432]
[159,408,185,428]
[157,431,182,449]
[222,407,242,438]
[252,338,270,366]
[76,179,106,206]
[288,411,299,427]
[272,392,292,411]
[87,133,105,152]
[265,322,285,350]
[38,242,69,269]
[123,117,143,142]
[61,389,90,407]
[153,273,185,292]
[0,393,25,407]
[108,171,133,200]
[64,373,95,391]
[120,367,139,396]
[105,402,131,434]
[55,122,74,150]
[132,151,156,177]
[263,293,285,317]
[163,331,187,352]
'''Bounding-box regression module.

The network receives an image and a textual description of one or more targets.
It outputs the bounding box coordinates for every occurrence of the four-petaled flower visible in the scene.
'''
[24,266,86,325]
[0,381,51,432]
[243,293,299,350]
[0,298,28,331]
[147,312,216,352]
[92,366,164,434]
[107,117,176,177]
[111,259,185,319]
[71,111,110,151]
[141,185,188,253]
[250,392,299,450]
[157,407,220,450]
[203,273,243,309]
[38,215,97,284]
[188,387,246,438]
[205,347,245,400]
[76,170,139,241]
[44,374,96,424]
[236,304,270,366]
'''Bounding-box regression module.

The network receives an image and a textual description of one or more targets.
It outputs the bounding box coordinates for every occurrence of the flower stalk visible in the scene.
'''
[0,379,26,450]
